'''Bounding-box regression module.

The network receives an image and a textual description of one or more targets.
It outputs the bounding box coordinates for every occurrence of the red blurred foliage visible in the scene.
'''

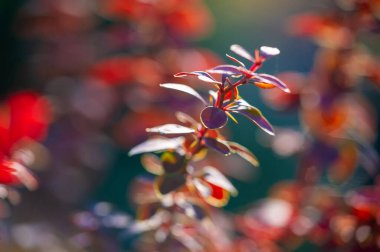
[100,0,213,38]
[0,91,52,188]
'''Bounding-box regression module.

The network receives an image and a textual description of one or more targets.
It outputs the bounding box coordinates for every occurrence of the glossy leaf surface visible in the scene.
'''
[200,106,228,129]
[160,83,207,105]
[260,46,280,58]
[230,44,254,62]
[228,142,259,167]
[203,137,231,155]
[174,71,221,84]
[253,74,290,93]
[129,137,184,156]
[229,105,274,135]
[146,124,195,135]
[207,65,242,75]
[203,166,237,196]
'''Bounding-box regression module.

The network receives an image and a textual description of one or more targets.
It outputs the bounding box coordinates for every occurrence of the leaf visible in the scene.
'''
[229,105,275,135]
[228,142,259,167]
[252,74,290,93]
[146,124,195,135]
[230,44,254,62]
[200,106,228,129]
[141,154,164,175]
[226,54,246,68]
[260,46,280,58]
[174,71,221,84]
[161,151,186,174]
[203,137,231,155]
[154,173,186,196]
[175,112,197,127]
[160,83,207,105]
[203,166,237,196]
[129,137,184,156]
[207,65,242,75]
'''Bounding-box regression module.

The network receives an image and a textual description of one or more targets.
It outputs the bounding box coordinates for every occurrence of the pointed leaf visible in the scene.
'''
[226,54,246,67]
[253,74,290,93]
[230,44,254,62]
[203,137,231,155]
[160,83,207,105]
[174,71,221,84]
[228,142,259,167]
[207,65,242,75]
[129,137,184,156]
[146,124,195,135]
[203,166,237,196]
[200,106,228,129]
[155,174,186,196]
[229,105,275,135]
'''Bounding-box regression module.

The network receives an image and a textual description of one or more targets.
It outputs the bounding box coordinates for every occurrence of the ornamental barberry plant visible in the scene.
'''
[127,44,290,249]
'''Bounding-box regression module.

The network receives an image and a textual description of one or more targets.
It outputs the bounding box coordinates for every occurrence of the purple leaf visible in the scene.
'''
[228,142,259,167]
[161,151,186,174]
[129,137,184,156]
[229,105,275,135]
[253,74,290,93]
[160,83,207,105]
[207,65,242,75]
[200,106,228,129]
[146,124,195,135]
[203,166,237,196]
[174,71,221,84]
[203,137,231,155]
[155,173,186,195]
[230,44,254,62]
[260,46,280,58]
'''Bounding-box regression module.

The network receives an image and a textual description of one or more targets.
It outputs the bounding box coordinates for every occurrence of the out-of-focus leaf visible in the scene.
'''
[154,173,186,196]
[0,161,37,190]
[230,44,254,62]
[226,112,239,124]
[200,106,228,129]
[146,124,195,135]
[204,182,230,207]
[141,154,164,175]
[328,141,358,184]
[129,137,184,156]
[174,71,221,84]
[228,142,259,167]
[160,83,207,105]
[252,74,290,93]
[209,90,218,106]
[161,151,186,174]
[260,46,280,58]
[203,166,237,196]
[192,178,211,198]
[175,112,197,127]
[203,137,231,155]
[226,54,246,67]
[229,105,274,135]
[207,65,242,75]
[176,198,208,220]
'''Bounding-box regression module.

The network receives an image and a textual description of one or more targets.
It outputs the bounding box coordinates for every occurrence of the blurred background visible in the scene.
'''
[1,0,380,251]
